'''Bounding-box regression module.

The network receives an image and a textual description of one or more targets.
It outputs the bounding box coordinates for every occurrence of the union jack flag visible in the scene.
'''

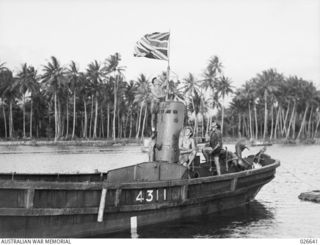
[134,32,170,60]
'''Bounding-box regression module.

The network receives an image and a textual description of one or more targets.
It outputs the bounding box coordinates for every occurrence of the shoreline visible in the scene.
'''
[0,137,319,147]
[0,138,143,147]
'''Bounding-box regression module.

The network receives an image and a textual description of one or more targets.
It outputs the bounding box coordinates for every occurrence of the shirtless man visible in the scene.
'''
[179,127,196,168]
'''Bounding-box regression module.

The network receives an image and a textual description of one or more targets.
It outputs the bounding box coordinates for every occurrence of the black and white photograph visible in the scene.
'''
[0,0,319,241]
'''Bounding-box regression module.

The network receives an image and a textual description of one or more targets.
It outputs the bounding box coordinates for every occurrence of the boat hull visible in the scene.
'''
[0,162,279,238]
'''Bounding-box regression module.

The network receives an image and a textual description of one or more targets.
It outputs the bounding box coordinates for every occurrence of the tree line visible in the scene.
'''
[0,54,319,142]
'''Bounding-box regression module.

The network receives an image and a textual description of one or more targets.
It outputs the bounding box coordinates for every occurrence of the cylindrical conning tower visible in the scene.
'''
[155,101,185,163]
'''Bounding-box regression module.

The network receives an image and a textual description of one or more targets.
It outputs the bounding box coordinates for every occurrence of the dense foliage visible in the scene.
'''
[0,55,319,142]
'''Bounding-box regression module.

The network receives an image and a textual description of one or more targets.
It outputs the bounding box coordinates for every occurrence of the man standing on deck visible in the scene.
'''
[148,128,162,161]
[202,122,222,175]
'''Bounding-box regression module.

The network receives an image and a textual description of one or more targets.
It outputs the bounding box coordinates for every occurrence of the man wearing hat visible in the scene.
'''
[202,121,222,175]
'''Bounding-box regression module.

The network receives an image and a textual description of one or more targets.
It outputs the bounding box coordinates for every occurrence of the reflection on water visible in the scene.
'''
[106,201,274,238]
[0,143,320,238]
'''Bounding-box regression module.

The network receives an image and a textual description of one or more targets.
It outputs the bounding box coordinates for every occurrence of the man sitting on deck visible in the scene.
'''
[202,122,223,175]
[179,126,197,169]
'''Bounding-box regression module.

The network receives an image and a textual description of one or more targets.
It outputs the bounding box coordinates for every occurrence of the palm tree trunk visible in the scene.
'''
[117,102,120,139]
[245,115,250,137]
[291,110,296,139]
[273,106,281,140]
[81,114,84,137]
[113,75,117,141]
[136,104,143,139]
[282,101,291,136]
[263,90,268,140]
[30,99,33,138]
[313,115,320,138]
[135,112,139,134]
[9,100,13,138]
[269,105,274,140]
[107,104,110,138]
[66,97,69,137]
[221,97,225,135]
[248,103,253,139]
[202,114,204,138]
[307,106,313,138]
[124,113,129,138]
[93,93,98,138]
[254,104,258,139]
[205,115,210,138]
[191,98,197,136]
[129,112,133,139]
[72,93,76,139]
[141,105,147,139]
[89,96,94,138]
[238,113,241,138]
[54,92,58,141]
[36,120,39,138]
[23,94,26,138]
[242,115,246,137]
[59,99,62,138]
[83,99,88,138]
[101,106,104,138]
[119,118,122,139]
[297,104,309,139]
[194,113,198,142]
[2,104,7,138]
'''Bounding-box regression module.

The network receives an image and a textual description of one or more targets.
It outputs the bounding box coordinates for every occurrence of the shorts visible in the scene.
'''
[202,147,222,157]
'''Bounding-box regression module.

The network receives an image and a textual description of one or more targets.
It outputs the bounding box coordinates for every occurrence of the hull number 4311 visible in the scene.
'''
[135,189,167,203]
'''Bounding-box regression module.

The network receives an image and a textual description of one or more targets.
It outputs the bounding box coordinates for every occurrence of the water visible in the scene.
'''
[0,143,320,238]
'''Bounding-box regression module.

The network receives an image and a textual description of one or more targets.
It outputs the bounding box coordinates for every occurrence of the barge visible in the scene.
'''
[0,101,280,237]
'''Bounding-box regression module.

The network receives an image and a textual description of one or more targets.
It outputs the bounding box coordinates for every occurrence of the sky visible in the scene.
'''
[0,0,319,89]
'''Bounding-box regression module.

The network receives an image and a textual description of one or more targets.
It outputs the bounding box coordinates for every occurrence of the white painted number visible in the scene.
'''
[146,190,153,202]
[135,189,166,202]
[136,191,144,202]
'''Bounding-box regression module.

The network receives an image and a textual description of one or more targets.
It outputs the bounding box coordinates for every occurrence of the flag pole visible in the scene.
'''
[166,30,171,101]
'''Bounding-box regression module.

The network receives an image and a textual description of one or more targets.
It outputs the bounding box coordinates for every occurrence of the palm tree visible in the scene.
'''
[0,67,11,138]
[78,72,90,138]
[1,69,17,138]
[67,61,81,139]
[86,60,104,139]
[201,56,223,95]
[124,80,138,138]
[134,74,150,139]
[42,56,67,141]
[16,64,39,138]
[16,64,29,138]
[230,92,248,138]
[255,69,282,140]
[296,81,318,139]
[187,89,204,141]
[104,53,125,141]
[114,76,127,138]
[182,73,200,135]
[215,76,233,135]
[239,81,256,139]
